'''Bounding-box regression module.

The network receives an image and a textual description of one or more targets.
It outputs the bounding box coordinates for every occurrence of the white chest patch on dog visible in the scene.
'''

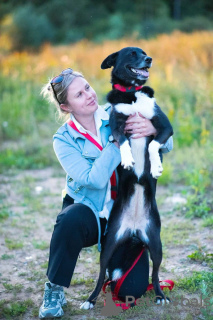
[131,137,146,178]
[114,92,155,119]
[116,184,149,243]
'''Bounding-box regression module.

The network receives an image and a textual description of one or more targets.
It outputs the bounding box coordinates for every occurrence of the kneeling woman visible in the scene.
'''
[39,68,173,318]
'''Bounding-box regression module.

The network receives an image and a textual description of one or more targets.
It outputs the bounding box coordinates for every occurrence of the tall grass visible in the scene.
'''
[0,31,213,208]
[1,31,212,143]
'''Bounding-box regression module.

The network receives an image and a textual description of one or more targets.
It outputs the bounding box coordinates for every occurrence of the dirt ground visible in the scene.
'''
[0,167,212,320]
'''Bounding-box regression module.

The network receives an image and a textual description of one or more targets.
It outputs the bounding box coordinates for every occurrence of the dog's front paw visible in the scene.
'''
[150,161,163,179]
[121,153,135,169]
[120,140,135,169]
[80,301,95,310]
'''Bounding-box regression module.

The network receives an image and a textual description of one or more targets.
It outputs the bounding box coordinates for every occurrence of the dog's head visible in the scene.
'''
[101,47,152,86]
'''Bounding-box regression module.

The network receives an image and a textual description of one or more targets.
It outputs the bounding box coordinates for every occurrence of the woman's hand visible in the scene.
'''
[124,112,157,139]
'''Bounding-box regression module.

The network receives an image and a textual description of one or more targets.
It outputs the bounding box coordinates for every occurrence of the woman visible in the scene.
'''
[39,68,173,318]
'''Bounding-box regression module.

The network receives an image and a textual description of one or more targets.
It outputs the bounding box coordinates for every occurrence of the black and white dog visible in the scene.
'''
[81,47,173,309]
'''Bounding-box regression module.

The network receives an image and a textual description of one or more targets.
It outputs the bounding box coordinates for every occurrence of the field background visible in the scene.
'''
[0,1,213,319]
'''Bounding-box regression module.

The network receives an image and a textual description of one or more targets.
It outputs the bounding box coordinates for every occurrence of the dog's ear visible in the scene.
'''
[101,52,119,69]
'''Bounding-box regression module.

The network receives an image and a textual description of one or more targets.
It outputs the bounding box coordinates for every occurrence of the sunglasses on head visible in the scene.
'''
[50,68,73,104]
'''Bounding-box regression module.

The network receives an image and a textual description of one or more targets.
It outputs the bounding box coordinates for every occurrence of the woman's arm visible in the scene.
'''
[53,135,121,190]
[124,112,173,153]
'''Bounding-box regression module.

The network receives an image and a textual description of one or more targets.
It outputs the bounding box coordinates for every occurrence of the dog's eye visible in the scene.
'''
[131,51,137,56]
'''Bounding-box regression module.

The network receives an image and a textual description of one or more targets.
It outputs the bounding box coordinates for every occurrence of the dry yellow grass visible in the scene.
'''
[1,31,213,83]
[0,31,212,145]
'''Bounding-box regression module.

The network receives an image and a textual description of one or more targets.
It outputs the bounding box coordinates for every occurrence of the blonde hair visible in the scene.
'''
[41,69,84,120]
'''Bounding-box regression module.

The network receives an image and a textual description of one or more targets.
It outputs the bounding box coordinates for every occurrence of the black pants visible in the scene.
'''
[47,194,149,298]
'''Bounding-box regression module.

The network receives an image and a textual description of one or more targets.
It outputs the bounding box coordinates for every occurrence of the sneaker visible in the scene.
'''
[39,282,67,318]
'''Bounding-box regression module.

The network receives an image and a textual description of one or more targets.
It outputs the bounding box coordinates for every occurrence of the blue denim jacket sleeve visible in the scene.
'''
[160,136,173,153]
[53,134,121,190]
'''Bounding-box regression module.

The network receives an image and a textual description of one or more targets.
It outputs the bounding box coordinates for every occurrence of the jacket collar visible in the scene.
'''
[70,105,109,134]
[66,106,109,141]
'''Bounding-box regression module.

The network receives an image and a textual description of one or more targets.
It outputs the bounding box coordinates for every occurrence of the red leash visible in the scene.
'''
[113,248,145,298]
[102,248,174,310]
[67,119,117,199]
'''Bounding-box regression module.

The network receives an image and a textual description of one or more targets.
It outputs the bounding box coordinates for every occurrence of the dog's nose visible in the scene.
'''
[145,56,152,63]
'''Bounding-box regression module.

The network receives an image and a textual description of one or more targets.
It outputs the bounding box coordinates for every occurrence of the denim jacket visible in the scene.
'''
[53,104,173,251]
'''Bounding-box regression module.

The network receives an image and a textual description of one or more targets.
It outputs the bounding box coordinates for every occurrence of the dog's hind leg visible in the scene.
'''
[148,238,170,305]
[80,230,125,309]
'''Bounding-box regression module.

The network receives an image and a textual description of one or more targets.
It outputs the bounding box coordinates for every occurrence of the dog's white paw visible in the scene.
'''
[121,153,135,169]
[150,162,163,179]
[120,140,135,169]
[80,301,94,310]
[148,140,163,179]
[156,298,170,305]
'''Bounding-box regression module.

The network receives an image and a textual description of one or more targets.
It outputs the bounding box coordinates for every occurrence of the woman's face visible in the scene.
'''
[66,77,98,118]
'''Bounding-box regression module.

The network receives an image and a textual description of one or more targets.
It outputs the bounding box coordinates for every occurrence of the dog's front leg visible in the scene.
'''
[148,140,163,179]
[149,106,173,179]
[119,137,135,170]
[110,109,135,169]
[80,232,119,309]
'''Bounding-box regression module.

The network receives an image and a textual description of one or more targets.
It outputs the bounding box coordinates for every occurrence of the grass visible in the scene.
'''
[158,163,173,186]
[1,32,213,148]
[5,238,24,250]
[1,254,14,260]
[176,271,213,320]
[161,221,195,246]
[40,261,48,269]
[0,208,11,221]
[0,144,58,173]
[176,271,213,293]
[183,194,212,219]
[187,248,213,268]
[3,283,23,293]
[32,240,49,250]
[202,216,213,227]
[0,299,34,318]
[71,276,94,286]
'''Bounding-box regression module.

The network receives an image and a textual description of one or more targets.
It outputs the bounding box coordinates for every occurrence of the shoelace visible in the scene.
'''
[44,289,60,307]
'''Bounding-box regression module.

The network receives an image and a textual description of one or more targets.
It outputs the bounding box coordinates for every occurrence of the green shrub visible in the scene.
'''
[179,16,213,33]
[0,145,58,173]
[183,194,211,219]
[10,4,55,50]
[202,216,213,227]
[187,248,213,268]
[177,271,213,293]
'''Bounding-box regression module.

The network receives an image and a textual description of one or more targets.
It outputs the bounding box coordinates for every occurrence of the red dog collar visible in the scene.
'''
[113,84,143,92]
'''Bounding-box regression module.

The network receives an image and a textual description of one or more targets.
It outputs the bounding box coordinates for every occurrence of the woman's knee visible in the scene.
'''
[54,203,98,246]
[56,203,90,226]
